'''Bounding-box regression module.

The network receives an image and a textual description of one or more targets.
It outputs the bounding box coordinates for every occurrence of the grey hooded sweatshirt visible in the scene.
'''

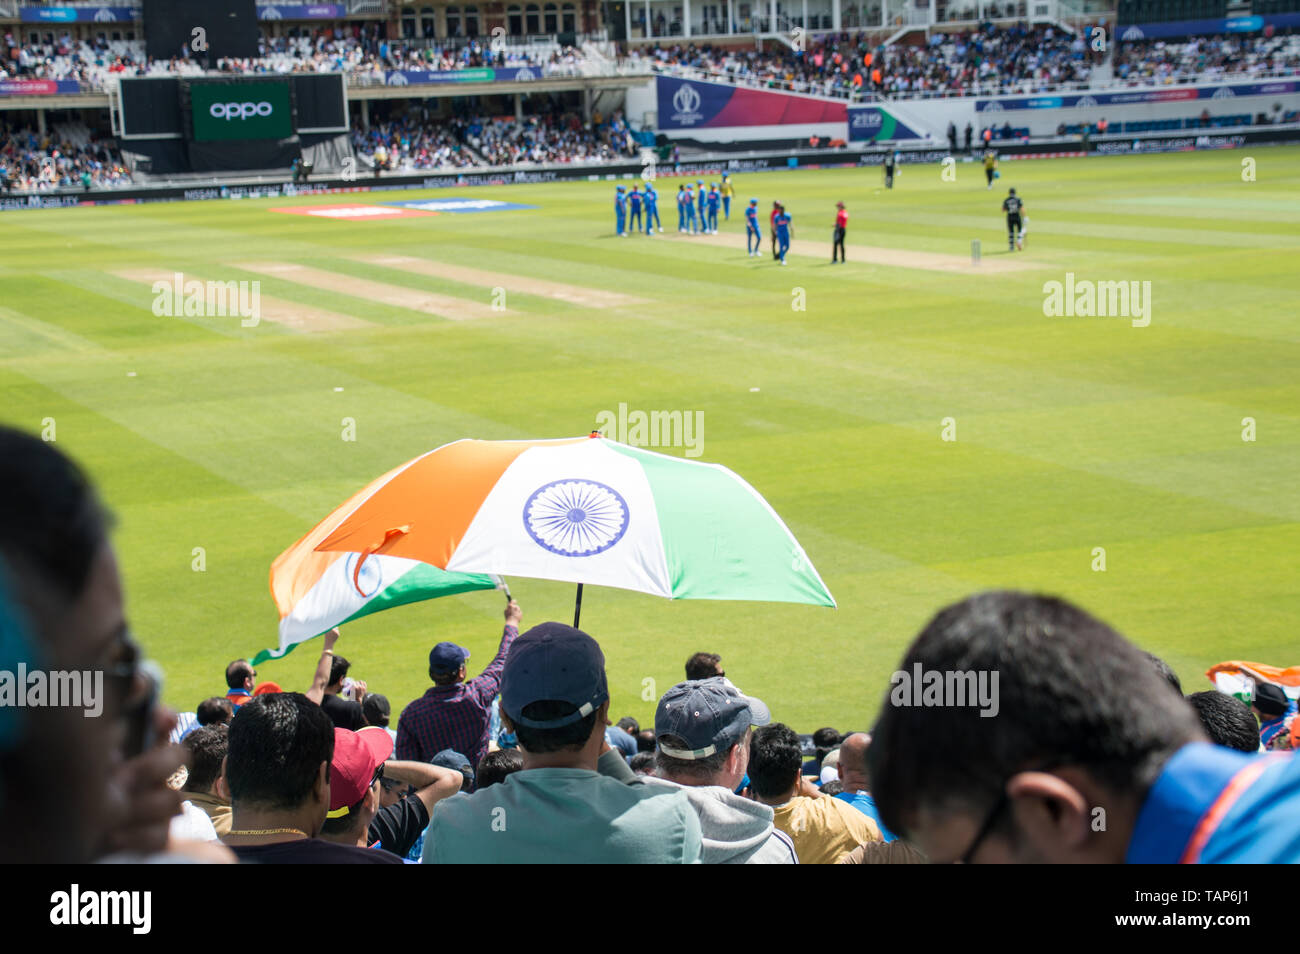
[640,776,798,864]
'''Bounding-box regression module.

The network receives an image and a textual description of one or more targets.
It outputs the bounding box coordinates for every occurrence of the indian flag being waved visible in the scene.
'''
[265,435,834,663]
[261,459,499,666]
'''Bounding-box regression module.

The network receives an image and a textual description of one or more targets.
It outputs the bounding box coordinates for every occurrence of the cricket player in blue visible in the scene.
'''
[676,185,687,232]
[744,198,761,256]
[628,185,643,234]
[774,204,793,264]
[684,184,698,234]
[615,185,627,237]
[644,183,662,233]
[706,184,721,234]
[696,180,706,229]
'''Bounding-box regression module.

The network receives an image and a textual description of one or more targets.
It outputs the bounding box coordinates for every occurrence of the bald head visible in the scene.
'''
[837,733,871,790]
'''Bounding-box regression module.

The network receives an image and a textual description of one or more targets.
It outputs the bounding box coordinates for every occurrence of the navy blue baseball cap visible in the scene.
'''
[501,622,608,729]
[429,641,469,674]
[655,679,771,760]
[432,748,475,786]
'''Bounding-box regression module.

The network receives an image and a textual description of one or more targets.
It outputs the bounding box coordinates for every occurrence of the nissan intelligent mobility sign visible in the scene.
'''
[189,80,293,142]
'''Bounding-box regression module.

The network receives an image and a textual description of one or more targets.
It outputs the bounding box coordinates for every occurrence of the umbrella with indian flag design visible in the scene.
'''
[261,434,834,663]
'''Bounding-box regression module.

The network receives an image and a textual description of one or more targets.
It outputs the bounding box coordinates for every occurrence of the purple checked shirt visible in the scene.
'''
[395,625,518,776]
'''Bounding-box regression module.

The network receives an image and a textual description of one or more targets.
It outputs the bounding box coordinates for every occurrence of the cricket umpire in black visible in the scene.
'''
[1002,187,1024,251]
[883,150,897,189]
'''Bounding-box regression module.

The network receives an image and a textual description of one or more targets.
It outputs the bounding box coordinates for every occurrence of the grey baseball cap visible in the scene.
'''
[655,678,771,760]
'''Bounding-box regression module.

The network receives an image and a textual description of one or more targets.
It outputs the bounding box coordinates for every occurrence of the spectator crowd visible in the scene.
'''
[2,425,1299,866]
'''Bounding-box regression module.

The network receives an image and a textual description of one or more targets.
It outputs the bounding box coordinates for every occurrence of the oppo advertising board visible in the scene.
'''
[189,81,293,142]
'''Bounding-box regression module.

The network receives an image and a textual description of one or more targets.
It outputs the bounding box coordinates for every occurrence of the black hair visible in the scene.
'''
[820,779,845,797]
[476,748,524,788]
[868,591,1201,841]
[362,693,390,728]
[182,724,229,793]
[510,700,599,754]
[226,692,334,812]
[685,652,722,681]
[747,723,803,799]
[629,752,657,775]
[636,729,656,753]
[328,655,350,688]
[225,660,253,690]
[812,727,840,749]
[1144,652,1182,694]
[1187,691,1260,753]
[617,716,639,735]
[197,696,234,726]
[319,793,368,836]
[0,426,111,604]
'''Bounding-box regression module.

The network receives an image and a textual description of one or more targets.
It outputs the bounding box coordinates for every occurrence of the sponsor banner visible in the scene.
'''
[189,81,294,142]
[269,204,439,219]
[847,106,924,142]
[1094,134,1247,154]
[1117,12,1300,40]
[976,79,1300,112]
[0,79,83,96]
[384,198,537,213]
[385,67,543,86]
[19,5,136,22]
[259,4,347,19]
[656,76,847,130]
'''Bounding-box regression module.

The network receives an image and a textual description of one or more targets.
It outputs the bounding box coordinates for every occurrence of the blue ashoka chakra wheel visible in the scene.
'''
[344,551,384,597]
[523,479,630,556]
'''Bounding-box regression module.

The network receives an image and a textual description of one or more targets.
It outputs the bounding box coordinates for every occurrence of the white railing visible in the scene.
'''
[346,0,386,12]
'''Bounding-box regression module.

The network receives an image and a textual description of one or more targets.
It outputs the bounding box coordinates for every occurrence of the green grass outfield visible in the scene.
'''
[2,145,1297,734]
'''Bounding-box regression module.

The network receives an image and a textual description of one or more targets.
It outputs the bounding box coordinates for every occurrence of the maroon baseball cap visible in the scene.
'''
[328,726,393,814]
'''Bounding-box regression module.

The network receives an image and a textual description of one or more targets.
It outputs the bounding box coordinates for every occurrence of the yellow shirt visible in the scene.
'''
[983,152,996,170]
[720,180,735,198]
[772,795,881,864]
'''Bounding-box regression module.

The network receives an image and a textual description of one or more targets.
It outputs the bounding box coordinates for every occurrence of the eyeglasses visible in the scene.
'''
[371,763,385,788]
[957,789,1009,864]
[956,759,1065,864]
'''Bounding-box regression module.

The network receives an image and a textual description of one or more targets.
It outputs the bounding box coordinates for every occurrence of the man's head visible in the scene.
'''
[0,426,145,863]
[836,732,872,791]
[654,679,770,790]
[685,652,723,681]
[499,622,609,758]
[428,641,469,686]
[225,660,254,692]
[630,752,656,776]
[319,726,393,841]
[362,693,390,729]
[433,748,475,791]
[196,696,234,727]
[476,748,524,789]
[1251,682,1289,722]
[812,726,840,760]
[182,724,229,797]
[747,723,804,803]
[617,716,639,735]
[1187,691,1260,753]
[225,692,334,832]
[1144,652,1182,694]
[327,654,350,692]
[867,591,1203,864]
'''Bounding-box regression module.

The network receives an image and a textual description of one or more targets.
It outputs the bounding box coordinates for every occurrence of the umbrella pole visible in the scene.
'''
[573,583,584,629]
